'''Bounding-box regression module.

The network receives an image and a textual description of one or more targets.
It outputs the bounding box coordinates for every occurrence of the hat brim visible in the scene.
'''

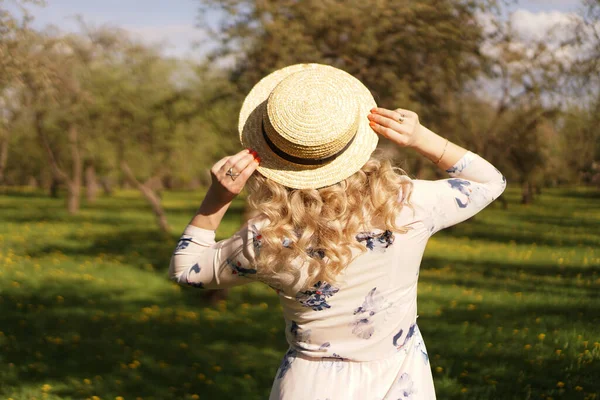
[238,63,378,189]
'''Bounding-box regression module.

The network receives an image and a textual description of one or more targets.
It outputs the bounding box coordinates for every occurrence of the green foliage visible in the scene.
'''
[0,186,599,399]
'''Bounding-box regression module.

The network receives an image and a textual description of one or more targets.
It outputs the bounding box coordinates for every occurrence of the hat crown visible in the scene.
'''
[264,69,360,161]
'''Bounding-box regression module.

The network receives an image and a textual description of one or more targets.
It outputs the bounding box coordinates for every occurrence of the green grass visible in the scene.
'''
[0,186,599,400]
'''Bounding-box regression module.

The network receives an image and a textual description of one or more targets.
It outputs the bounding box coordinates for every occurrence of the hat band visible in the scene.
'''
[261,120,356,166]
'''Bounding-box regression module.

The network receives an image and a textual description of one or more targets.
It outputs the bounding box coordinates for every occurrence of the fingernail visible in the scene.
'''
[369,122,377,128]
[254,156,261,164]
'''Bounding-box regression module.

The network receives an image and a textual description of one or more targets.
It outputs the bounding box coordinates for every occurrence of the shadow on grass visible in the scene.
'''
[0,281,285,400]
[421,255,600,299]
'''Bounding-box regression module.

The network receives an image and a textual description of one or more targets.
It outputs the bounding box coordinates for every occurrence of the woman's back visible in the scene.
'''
[170,150,506,399]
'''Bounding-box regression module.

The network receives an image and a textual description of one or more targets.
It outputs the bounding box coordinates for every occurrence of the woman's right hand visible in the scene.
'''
[367,107,423,148]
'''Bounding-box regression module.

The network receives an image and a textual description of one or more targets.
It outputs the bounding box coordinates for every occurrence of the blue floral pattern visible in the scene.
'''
[387,372,417,399]
[185,263,204,289]
[250,224,262,255]
[277,348,297,379]
[393,323,429,365]
[225,258,257,277]
[320,353,345,372]
[446,151,475,176]
[349,287,392,339]
[175,237,191,251]
[447,178,490,209]
[356,230,395,251]
[296,281,339,311]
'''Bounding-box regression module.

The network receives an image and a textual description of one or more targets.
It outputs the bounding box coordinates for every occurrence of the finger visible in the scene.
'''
[231,152,257,176]
[367,112,404,130]
[369,121,401,141]
[212,156,231,173]
[371,107,416,121]
[220,149,252,173]
[236,157,259,184]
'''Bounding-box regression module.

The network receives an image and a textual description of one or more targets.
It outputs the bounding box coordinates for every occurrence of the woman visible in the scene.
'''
[169,64,506,399]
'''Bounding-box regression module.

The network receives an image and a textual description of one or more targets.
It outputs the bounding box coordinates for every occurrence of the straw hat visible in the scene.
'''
[238,63,378,189]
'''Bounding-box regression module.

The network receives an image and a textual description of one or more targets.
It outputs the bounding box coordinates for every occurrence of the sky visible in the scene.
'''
[22,0,582,59]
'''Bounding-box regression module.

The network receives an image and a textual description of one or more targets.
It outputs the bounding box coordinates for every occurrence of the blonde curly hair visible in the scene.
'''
[245,157,414,291]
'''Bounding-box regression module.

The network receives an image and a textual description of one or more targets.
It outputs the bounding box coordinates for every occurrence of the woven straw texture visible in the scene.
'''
[238,63,378,189]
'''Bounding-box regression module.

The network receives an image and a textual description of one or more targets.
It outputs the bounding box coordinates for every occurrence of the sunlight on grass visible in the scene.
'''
[0,187,599,399]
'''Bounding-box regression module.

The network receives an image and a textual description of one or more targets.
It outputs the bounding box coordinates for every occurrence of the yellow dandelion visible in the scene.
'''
[467,304,476,311]
[213,365,222,372]
[91,397,100,400]
[41,384,52,392]
[575,386,583,391]
[524,344,531,350]
[83,378,92,385]
[197,373,206,380]
[556,381,565,388]
[461,388,468,393]
[191,395,200,400]
[244,374,252,379]
[435,366,443,373]
[116,397,124,400]
[538,333,546,341]
[555,349,562,355]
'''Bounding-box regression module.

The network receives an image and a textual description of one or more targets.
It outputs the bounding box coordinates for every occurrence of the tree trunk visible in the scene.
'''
[99,177,113,196]
[50,178,60,198]
[85,164,99,202]
[521,180,533,204]
[67,182,80,214]
[120,160,171,233]
[0,130,9,185]
[67,124,82,214]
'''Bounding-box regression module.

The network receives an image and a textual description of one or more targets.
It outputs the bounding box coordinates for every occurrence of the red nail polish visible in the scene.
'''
[255,156,261,164]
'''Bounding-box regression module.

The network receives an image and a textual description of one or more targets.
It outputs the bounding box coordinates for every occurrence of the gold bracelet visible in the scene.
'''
[434,139,449,164]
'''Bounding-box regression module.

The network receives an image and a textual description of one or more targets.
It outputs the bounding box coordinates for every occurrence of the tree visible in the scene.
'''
[198,0,496,168]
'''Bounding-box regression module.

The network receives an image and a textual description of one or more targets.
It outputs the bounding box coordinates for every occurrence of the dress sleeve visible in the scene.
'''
[168,221,263,289]
[409,151,507,236]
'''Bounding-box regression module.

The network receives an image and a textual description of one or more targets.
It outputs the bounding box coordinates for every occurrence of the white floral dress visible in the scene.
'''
[169,151,507,399]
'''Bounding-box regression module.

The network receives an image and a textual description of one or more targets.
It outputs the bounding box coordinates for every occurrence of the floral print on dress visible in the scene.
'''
[447,178,490,209]
[184,263,204,289]
[446,151,475,176]
[320,353,345,372]
[175,237,192,251]
[290,320,312,343]
[393,323,429,365]
[277,348,297,379]
[225,258,257,277]
[250,224,262,255]
[296,281,339,311]
[386,373,417,399]
[356,230,395,252]
[349,287,392,339]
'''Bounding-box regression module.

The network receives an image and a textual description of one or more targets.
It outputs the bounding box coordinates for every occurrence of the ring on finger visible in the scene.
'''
[398,113,407,123]
[226,167,241,181]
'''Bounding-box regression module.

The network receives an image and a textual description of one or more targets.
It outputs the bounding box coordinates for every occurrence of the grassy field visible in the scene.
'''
[0,186,599,400]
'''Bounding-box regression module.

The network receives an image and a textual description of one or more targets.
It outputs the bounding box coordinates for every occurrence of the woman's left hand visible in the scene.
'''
[209,149,260,203]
